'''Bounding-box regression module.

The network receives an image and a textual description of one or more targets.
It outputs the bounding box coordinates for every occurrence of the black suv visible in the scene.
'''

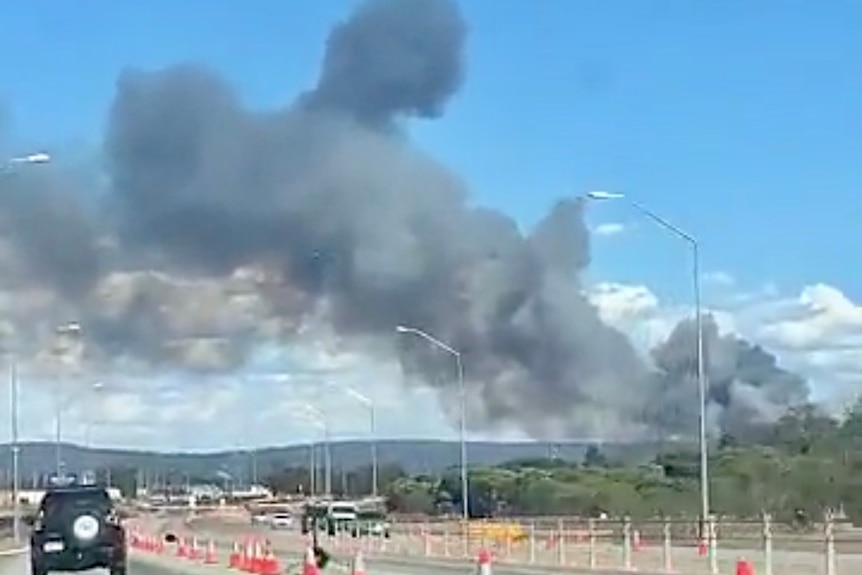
[29,485,127,575]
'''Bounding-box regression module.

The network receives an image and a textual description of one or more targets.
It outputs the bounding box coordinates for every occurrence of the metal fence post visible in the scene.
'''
[588,517,597,570]
[461,517,468,559]
[708,515,718,575]
[557,517,566,566]
[528,521,536,564]
[762,512,773,575]
[622,516,633,570]
[423,521,431,557]
[662,518,673,573]
[824,510,836,575]
[443,522,450,557]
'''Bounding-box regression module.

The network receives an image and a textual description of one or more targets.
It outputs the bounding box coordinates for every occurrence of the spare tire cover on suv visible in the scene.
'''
[42,489,111,547]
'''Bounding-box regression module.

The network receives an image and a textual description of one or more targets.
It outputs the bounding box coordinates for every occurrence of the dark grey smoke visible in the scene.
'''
[0,0,810,437]
[0,161,103,297]
[305,0,466,126]
[649,316,809,438]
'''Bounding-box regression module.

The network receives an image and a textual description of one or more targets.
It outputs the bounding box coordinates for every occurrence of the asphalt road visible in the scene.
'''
[0,549,277,575]
[0,549,25,575]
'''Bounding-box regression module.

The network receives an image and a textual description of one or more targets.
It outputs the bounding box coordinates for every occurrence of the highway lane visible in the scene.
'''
[0,549,286,575]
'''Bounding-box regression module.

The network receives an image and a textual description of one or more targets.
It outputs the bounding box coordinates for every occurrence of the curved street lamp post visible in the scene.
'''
[395,325,469,521]
[586,190,710,547]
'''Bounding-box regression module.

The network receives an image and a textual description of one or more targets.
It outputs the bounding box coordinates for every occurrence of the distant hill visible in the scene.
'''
[0,439,667,486]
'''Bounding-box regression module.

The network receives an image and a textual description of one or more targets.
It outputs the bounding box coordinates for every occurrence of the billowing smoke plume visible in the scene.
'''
[0,0,809,438]
[649,316,809,438]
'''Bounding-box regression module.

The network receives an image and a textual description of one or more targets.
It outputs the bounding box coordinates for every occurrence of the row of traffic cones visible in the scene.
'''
[227,538,282,575]
[128,531,165,554]
[137,529,491,575]
[176,537,219,564]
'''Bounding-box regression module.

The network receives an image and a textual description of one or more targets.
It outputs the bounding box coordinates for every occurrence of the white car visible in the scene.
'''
[270,513,293,529]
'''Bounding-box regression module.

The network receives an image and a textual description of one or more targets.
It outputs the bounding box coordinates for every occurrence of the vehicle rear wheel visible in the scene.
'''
[109,562,127,575]
[31,561,47,575]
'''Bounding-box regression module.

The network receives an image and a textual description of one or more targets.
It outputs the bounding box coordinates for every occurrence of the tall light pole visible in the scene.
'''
[83,381,105,449]
[302,404,331,497]
[53,321,83,477]
[9,359,19,542]
[237,375,260,489]
[2,152,50,540]
[344,388,377,497]
[395,325,469,521]
[586,190,709,525]
[308,437,317,497]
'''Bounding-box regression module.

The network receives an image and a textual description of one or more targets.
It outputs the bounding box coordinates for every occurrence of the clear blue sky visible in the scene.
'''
[2,0,859,305]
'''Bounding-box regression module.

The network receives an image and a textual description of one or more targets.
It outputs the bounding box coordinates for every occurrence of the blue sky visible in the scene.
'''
[1,0,859,305]
[5,0,862,449]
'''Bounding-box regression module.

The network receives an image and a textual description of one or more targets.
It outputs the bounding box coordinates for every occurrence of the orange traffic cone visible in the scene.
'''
[176,538,188,558]
[633,530,642,552]
[251,539,264,574]
[229,541,242,569]
[242,540,254,573]
[237,540,249,572]
[697,538,708,557]
[204,540,219,565]
[736,557,754,575]
[302,545,320,575]
[188,537,200,560]
[350,549,367,575]
[260,545,281,575]
[476,548,492,575]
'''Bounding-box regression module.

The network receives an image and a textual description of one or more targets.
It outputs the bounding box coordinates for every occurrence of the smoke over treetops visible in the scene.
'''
[0,0,808,439]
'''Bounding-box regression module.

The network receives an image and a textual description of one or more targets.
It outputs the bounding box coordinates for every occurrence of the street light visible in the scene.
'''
[301,404,331,497]
[237,375,260,489]
[6,152,51,165]
[3,150,51,516]
[84,381,105,448]
[395,325,469,521]
[54,379,105,484]
[2,152,51,171]
[52,322,84,476]
[9,358,20,542]
[343,387,378,497]
[585,190,710,526]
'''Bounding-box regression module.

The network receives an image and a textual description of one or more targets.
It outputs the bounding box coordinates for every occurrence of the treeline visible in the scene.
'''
[261,400,862,523]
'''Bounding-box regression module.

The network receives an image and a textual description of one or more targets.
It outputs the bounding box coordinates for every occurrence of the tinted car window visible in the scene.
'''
[42,489,112,518]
